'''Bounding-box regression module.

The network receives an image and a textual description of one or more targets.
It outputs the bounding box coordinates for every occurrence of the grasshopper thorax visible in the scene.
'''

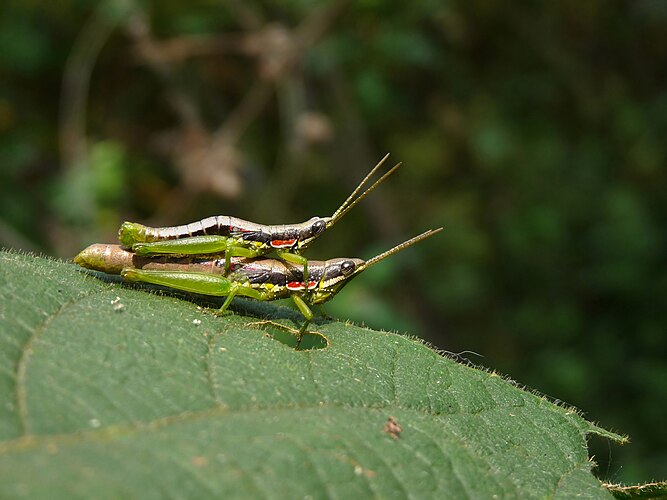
[264,216,327,250]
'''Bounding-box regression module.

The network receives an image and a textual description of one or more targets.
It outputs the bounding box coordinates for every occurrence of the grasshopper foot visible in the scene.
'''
[246,320,328,350]
[213,309,234,318]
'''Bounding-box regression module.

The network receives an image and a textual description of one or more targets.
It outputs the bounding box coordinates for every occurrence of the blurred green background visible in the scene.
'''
[1,0,665,485]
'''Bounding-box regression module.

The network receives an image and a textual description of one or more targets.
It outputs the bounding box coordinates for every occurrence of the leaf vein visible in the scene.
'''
[15,289,107,436]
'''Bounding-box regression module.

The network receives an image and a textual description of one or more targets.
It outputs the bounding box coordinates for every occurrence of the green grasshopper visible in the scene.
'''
[75,228,442,346]
[118,154,400,282]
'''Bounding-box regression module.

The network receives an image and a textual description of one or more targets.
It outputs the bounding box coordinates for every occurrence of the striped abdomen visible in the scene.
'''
[140,216,233,241]
[137,215,289,243]
[119,216,303,248]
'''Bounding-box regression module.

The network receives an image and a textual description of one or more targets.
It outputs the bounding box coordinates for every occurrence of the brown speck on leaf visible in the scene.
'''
[191,456,208,467]
[384,416,402,439]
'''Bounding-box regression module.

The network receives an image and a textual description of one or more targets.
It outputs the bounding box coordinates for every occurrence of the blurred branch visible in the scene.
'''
[213,80,273,147]
[129,1,348,211]
[294,0,349,50]
[253,0,350,215]
[131,33,253,63]
[125,9,204,131]
[59,1,129,174]
[61,0,349,211]
[220,0,265,31]
[126,5,244,202]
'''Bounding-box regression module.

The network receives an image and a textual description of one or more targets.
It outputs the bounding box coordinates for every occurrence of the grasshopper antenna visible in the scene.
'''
[328,153,402,225]
[363,228,443,269]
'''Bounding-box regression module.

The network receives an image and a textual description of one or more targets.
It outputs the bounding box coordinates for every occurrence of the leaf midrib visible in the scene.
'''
[0,393,556,455]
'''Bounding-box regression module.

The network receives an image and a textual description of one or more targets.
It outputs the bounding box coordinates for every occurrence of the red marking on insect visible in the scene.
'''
[287,281,304,290]
[271,239,297,248]
[286,280,317,291]
[231,226,252,233]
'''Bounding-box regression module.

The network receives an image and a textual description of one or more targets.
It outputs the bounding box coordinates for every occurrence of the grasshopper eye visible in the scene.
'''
[312,219,326,235]
[341,260,356,275]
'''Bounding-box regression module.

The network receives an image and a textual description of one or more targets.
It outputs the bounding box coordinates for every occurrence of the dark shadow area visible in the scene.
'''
[78,267,331,350]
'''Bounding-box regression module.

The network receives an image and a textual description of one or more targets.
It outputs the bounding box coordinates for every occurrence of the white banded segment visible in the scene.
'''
[147,216,233,240]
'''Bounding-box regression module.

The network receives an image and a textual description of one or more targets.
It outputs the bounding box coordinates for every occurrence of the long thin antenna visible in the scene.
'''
[364,228,443,268]
[331,153,390,220]
[331,161,403,224]
[330,153,397,223]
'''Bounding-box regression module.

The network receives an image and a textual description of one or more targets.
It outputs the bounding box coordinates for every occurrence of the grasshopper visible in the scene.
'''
[75,228,442,346]
[118,154,400,282]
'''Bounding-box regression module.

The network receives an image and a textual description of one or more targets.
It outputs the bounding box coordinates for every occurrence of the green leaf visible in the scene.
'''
[0,250,631,498]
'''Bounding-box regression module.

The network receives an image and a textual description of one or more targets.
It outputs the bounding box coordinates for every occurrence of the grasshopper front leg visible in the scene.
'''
[276,251,309,283]
[248,294,317,349]
[120,268,262,314]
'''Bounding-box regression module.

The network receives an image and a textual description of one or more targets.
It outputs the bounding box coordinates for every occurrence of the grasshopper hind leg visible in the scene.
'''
[247,319,327,350]
[131,235,230,257]
[129,235,262,273]
[120,268,263,314]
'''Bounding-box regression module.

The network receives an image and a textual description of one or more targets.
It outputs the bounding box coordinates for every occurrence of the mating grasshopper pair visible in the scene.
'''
[75,155,442,346]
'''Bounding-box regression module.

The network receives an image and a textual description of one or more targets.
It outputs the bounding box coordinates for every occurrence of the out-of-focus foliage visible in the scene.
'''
[0,0,665,485]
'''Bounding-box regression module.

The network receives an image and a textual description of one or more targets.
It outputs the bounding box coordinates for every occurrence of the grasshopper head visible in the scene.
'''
[308,257,365,304]
[295,216,331,249]
[308,228,443,304]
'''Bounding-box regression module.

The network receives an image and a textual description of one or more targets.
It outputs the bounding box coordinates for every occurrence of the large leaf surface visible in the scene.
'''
[0,250,626,498]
